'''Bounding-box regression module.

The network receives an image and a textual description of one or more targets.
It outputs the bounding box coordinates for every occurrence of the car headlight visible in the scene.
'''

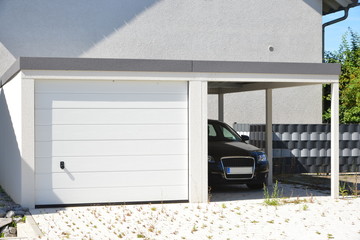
[251,152,267,163]
[257,153,267,163]
[208,156,215,163]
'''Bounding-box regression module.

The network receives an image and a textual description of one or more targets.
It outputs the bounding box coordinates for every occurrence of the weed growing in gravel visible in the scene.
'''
[263,181,282,206]
[282,196,314,204]
[148,224,157,233]
[339,182,349,197]
[121,232,127,238]
[302,204,309,211]
[208,186,212,203]
[136,233,146,238]
[351,171,359,196]
[327,233,334,239]
[191,224,198,233]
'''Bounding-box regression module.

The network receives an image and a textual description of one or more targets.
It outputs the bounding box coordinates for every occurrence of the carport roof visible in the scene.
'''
[1,57,341,88]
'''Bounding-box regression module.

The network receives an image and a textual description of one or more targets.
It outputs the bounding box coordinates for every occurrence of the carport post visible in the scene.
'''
[218,93,224,122]
[331,82,339,199]
[265,89,273,186]
[188,80,208,203]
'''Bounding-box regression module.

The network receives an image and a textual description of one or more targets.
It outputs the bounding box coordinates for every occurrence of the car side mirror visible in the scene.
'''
[241,135,250,142]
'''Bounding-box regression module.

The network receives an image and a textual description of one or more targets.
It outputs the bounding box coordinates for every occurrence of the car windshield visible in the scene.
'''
[208,121,242,142]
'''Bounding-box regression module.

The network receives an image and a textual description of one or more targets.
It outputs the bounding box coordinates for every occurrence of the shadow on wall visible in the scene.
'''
[302,0,322,14]
[0,89,22,203]
[0,0,160,66]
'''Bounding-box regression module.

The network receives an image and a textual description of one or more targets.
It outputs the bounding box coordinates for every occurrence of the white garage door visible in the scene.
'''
[35,80,188,205]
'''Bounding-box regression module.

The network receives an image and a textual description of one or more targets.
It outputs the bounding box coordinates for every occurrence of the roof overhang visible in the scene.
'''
[0,57,341,94]
[323,0,359,15]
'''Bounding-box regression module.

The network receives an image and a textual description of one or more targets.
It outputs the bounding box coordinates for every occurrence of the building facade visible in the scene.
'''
[0,0,324,125]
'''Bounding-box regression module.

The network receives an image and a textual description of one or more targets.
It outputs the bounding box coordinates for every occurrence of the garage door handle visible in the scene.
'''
[60,161,65,170]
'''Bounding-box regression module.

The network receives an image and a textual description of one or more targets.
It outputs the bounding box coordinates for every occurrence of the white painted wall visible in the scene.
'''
[0,0,324,124]
[0,73,23,203]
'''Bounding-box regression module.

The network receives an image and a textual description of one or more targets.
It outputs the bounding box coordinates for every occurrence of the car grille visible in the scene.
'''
[221,157,255,179]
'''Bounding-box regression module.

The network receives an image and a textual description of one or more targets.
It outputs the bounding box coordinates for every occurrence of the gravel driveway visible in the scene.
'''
[25,183,360,240]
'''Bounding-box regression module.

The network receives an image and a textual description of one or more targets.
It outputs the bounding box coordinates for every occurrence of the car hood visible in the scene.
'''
[208,141,261,158]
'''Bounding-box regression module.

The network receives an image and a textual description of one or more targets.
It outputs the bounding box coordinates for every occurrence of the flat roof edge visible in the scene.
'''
[193,60,341,75]
[1,57,341,87]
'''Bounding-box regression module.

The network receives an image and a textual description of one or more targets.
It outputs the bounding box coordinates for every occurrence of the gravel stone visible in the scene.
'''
[13,216,23,223]
[5,210,15,218]
[0,218,12,228]
[0,225,9,233]
[9,226,17,234]
[1,225,16,238]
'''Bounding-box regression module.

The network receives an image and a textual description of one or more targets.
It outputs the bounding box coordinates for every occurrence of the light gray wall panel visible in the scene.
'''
[0,0,321,67]
[0,0,324,124]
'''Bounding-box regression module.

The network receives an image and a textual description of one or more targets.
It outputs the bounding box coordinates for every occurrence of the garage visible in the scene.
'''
[34,79,189,205]
[0,57,341,208]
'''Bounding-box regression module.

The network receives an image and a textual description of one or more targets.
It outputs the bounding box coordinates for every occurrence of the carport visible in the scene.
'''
[0,58,341,208]
[206,61,341,198]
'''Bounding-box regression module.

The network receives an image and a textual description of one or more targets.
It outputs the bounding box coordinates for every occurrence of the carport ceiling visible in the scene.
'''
[208,82,320,94]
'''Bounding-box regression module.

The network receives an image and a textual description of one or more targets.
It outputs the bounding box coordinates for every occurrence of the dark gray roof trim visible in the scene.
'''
[1,57,341,87]
[192,61,341,75]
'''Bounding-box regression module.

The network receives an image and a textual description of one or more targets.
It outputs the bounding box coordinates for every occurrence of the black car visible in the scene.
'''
[208,119,269,189]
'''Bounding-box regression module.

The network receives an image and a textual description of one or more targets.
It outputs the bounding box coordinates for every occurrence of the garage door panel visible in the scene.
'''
[35,80,187,94]
[36,155,188,173]
[36,108,187,125]
[35,80,188,205]
[36,140,187,157]
[36,124,187,141]
[35,93,187,109]
[36,170,188,190]
[35,186,188,205]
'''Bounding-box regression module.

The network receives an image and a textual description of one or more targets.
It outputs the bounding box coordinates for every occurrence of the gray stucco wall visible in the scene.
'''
[0,0,323,124]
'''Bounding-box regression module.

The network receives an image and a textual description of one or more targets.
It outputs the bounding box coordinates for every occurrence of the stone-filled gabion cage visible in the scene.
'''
[247,124,360,175]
